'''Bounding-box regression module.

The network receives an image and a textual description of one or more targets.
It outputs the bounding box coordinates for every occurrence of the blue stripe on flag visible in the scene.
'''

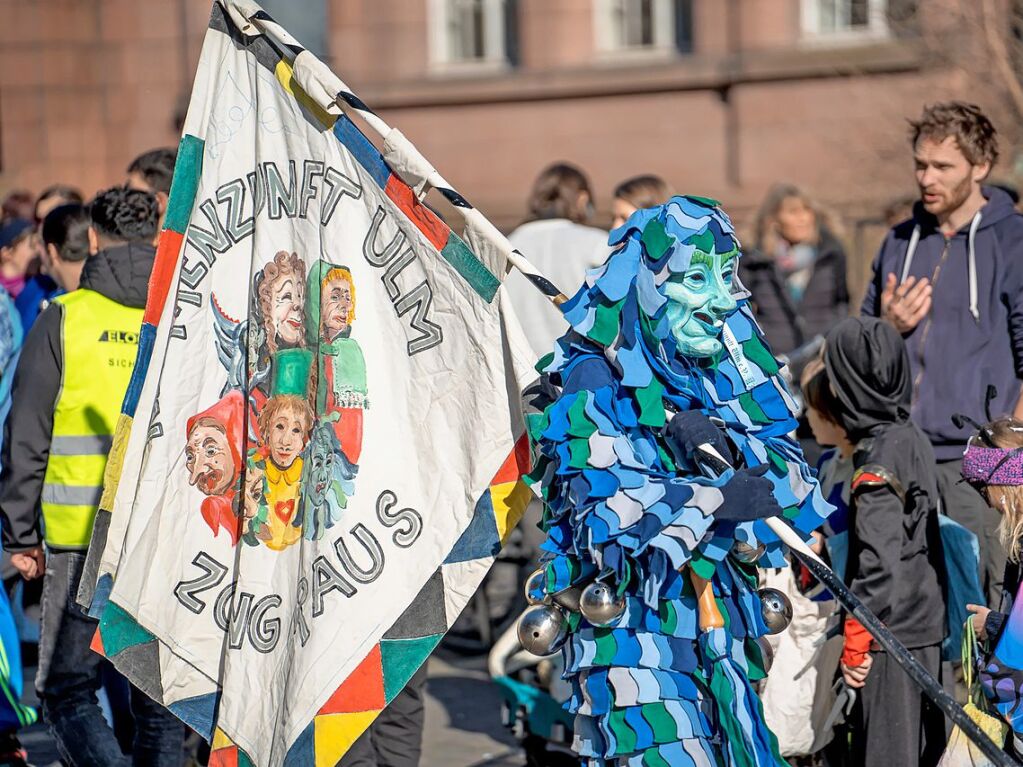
[122,323,157,417]
[333,116,391,189]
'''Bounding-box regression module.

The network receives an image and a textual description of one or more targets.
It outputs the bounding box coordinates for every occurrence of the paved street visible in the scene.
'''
[17,649,525,767]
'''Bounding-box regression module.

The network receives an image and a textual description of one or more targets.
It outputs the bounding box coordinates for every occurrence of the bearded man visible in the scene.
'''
[862,101,1023,606]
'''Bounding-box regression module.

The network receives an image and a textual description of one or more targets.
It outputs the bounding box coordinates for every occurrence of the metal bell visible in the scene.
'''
[552,584,583,613]
[756,635,775,674]
[731,540,767,564]
[517,603,569,656]
[579,581,626,627]
[524,568,548,606]
[758,587,793,635]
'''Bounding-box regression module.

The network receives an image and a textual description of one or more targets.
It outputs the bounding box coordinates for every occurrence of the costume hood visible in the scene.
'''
[823,316,911,441]
[541,195,831,565]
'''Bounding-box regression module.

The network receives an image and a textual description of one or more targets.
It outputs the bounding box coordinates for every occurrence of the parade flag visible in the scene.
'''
[79,1,537,763]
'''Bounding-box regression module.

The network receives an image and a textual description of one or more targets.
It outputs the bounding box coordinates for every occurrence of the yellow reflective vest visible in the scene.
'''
[41,289,141,548]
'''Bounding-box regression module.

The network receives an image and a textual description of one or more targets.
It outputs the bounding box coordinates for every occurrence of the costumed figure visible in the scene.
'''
[296,419,357,541]
[306,261,367,463]
[528,196,832,766]
[184,389,247,545]
[249,347,314,551]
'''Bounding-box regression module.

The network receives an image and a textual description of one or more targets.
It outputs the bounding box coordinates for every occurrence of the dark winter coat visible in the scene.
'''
[861,186,1023,461]
[825,318,947,648]
[739,229,849,355]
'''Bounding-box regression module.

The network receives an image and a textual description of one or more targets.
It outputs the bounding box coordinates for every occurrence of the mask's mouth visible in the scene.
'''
[693,310,724,332]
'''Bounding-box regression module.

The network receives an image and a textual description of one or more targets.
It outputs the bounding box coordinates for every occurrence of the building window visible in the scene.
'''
[595,0,692,58]
[260,0,328,59]
[802,0,889,40]
[428,0,515,72]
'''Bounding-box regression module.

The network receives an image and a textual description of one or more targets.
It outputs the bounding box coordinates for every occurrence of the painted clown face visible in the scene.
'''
[662,249,738,358]
[266,404,309,469]
[270,274,305,347]
[185,419,235,496]
[242,464,265,520]
[321,275,353,340]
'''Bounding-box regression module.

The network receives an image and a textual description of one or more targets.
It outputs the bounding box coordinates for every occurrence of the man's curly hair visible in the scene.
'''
[910,101,999,168]
[89,186,160,242]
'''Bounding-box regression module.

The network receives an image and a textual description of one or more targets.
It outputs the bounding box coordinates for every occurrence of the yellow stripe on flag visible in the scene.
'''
[274,61,336,130]
[99,414,133,510]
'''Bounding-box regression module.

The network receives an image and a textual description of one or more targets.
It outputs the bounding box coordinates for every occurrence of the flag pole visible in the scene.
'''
[223,0,571,308]
[223,6,1016,763]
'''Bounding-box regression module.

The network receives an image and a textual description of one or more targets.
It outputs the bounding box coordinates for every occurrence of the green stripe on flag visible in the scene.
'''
[440,233,500,303]
[164,134,204,234]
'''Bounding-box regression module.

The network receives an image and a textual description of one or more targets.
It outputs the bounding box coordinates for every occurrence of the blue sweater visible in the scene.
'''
[861,187,1023,460]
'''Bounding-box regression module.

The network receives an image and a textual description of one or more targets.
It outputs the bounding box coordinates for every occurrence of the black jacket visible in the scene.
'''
[825,317,947,647]
[848,423,948,648]
[740,229,849,355]
[0,242,155,551]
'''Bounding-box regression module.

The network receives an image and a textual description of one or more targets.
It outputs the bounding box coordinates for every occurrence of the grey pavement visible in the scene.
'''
[17,650,526,767]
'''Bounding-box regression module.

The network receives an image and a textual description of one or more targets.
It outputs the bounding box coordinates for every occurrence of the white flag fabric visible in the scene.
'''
[80,2,537,764]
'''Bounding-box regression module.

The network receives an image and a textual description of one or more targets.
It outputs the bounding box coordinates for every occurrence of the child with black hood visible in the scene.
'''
[822,316,948,767]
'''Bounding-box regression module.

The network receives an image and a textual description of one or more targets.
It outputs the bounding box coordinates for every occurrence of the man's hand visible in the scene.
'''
[880,273,931,334]
[841,653,873,689]
[967,603,991,641]
[11,546,45,580]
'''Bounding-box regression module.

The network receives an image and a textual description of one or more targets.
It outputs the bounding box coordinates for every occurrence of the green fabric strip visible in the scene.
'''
[741,333,780,375]
[589,299,624,347]
[164,134,204,234]
[439,233,500,303]
[641,219,674,261]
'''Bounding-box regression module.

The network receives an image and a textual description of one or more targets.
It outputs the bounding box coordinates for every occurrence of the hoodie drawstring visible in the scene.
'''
[899,211,983,322]
[967,210,982,322]
[900,225,921,284]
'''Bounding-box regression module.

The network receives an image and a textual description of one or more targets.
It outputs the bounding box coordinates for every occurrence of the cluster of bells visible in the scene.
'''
[517,540,794,657]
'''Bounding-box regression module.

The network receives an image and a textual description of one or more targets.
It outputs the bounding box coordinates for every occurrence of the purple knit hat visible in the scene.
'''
[962,444,1023,486]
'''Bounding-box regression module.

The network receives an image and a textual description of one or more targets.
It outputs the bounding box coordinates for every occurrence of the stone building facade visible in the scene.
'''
[1,0,1017,295]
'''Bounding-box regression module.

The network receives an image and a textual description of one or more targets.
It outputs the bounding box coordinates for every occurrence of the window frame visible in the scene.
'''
[800,0,890,44]
[427,0,512,74]
[593,0,679,62]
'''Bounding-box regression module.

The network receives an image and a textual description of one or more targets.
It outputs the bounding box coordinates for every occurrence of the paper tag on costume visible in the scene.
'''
[722,325,757,390]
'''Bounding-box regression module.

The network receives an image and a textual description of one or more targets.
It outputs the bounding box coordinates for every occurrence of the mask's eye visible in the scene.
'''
[685,271,707,287]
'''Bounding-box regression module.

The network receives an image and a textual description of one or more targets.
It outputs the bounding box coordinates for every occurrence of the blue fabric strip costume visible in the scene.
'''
[527,196,832,765]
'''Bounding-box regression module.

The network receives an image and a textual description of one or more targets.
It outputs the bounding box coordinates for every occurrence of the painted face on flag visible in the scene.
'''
[306,428,335,507]
[185,419,234,496]
[243,463,265,520]
[262,397,312,469]
[271,275,305,347]
[321,270,354,341]
[662,250,738,358]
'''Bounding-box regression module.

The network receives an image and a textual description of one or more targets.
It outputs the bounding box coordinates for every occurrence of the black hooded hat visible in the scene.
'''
[823,317,912,441]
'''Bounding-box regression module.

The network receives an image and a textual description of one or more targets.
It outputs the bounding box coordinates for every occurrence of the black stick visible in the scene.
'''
[792,546,1017,766]
[694,449,1018,767]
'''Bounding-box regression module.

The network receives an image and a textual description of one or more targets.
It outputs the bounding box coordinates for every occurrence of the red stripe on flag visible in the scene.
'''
[144,229,185,326]
[492,433,532,486]
[384,175,450,251]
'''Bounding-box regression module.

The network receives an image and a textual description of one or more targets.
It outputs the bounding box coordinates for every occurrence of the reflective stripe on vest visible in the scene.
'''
[42,289,142,548]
